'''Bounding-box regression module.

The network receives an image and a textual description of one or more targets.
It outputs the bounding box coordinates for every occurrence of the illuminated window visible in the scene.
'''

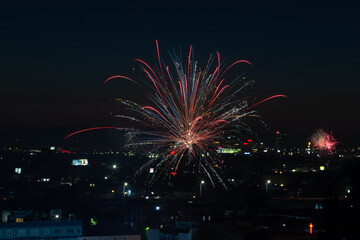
[16,218,24,222]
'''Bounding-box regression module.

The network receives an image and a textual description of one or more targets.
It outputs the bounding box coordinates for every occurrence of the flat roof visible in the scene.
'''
[0,221,82,229]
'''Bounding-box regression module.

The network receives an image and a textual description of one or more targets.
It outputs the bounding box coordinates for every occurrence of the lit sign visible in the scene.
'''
[72,159,88,166]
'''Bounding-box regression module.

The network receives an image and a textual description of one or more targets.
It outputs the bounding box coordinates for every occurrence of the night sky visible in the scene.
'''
[1,1,359,145]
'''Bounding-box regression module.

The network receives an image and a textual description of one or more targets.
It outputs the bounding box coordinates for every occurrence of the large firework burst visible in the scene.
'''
[65,41,285,187]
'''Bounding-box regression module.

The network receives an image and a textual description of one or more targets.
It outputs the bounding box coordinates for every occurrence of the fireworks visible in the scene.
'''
[311,129,337,154]
[65,41,286,187]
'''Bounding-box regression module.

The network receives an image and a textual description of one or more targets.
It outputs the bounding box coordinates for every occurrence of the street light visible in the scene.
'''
[123,182,128,197]
[309,223,313,234]
[266,180,271,193]
[200,180,205,198]
[112,164,117,169]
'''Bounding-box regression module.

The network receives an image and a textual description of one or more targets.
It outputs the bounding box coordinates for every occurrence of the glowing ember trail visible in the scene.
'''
[65,41,286,187]
[64,127,120,139]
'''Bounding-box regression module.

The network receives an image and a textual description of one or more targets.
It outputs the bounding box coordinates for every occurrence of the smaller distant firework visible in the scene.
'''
[311,129,337,154]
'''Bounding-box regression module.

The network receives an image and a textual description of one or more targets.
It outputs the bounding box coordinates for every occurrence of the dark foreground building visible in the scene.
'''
[0,220,82,240]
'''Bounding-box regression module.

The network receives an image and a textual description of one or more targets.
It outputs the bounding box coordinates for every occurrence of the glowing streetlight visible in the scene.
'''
[266,180,271,193]
[112,164,117,169]
[200,180,205,197]
[123,182,128,197]
[309,223,313,234]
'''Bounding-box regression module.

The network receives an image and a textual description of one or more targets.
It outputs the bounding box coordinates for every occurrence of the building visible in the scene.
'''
[81,235,139,240]
[0,220,82,240]
[82,223,140,240]
[147,222,198,240]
